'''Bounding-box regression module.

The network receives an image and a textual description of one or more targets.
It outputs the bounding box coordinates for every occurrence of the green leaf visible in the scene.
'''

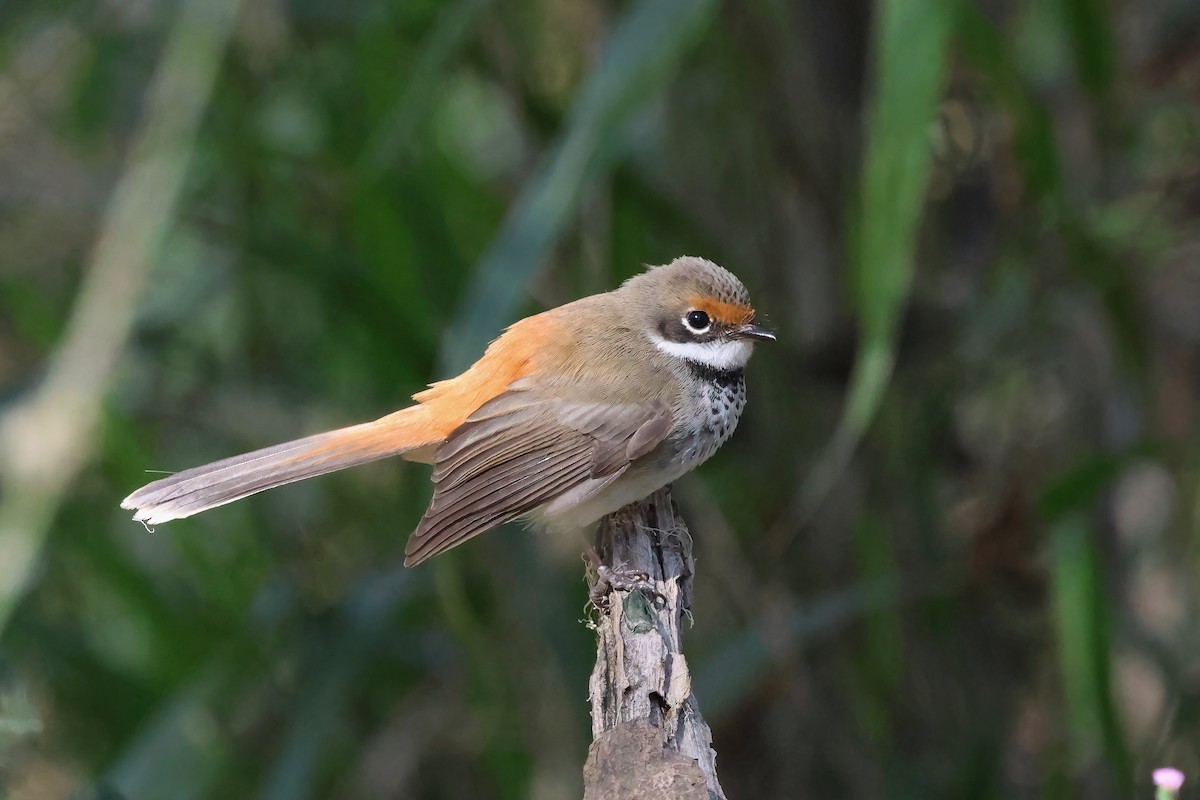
[791,0,955,522]
[356,0,495,176]
[1049,514,1131,786]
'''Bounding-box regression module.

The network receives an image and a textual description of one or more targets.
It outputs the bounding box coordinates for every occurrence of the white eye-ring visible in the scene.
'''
[683,309,711,333]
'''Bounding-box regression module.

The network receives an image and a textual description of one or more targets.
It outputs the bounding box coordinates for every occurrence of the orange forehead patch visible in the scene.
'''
[687,296,755,326]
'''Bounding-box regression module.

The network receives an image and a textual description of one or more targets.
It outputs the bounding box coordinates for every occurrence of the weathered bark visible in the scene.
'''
[584,486,726,800]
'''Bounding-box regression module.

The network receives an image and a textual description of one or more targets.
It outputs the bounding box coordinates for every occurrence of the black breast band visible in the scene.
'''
[686,361,744,388]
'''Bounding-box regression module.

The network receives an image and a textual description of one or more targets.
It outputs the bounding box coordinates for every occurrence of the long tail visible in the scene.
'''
[122,406,440,525]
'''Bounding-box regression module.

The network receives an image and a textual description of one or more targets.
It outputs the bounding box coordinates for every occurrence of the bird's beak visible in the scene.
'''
[735,322,776,342]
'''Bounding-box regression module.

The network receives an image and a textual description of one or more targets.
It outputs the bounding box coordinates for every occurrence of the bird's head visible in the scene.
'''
[620,256,775,372]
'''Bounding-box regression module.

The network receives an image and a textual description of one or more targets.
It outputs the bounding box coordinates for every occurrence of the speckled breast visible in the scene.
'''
[677,365,747,465]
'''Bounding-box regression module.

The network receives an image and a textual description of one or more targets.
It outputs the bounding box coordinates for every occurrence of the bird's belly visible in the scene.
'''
[535,462,693,531]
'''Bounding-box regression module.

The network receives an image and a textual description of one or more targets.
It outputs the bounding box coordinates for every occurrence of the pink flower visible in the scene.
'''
[1154,768,1185,793]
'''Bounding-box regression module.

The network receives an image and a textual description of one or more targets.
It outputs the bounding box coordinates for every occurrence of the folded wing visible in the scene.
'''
[403,389,672,566]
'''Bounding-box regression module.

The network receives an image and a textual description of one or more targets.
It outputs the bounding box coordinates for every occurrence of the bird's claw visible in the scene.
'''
[590,565,665,609]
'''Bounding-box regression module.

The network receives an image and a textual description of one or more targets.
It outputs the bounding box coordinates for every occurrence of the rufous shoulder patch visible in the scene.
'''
[410,311,561,437]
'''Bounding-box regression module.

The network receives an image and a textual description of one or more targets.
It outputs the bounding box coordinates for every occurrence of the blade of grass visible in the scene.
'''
[1060,0,1115,100]
[958,6,1145,377]
[439,0,718,373]
[774,0,955,547]
[854,514,905,692]
[1049,514,1129,781]
[356,0,494,177]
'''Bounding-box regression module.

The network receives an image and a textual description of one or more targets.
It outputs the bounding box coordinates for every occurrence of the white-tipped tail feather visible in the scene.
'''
[122,409,436,525]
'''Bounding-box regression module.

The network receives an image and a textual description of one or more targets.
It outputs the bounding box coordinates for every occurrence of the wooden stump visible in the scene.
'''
[583,486,726,800]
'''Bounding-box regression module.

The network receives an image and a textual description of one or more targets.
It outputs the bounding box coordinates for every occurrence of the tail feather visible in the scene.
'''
[122,407,437,525]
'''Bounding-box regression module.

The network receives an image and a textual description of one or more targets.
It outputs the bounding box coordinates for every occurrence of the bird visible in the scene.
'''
[121,256,774,567]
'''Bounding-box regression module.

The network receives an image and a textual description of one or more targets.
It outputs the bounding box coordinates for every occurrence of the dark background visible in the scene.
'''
[1,0,1198,797]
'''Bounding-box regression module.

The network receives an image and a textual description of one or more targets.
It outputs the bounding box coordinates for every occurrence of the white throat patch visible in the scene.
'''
[648,333,753,372]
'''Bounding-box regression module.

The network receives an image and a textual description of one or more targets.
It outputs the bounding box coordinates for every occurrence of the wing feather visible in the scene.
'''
[429,440,591,519]
[432,424,564,487]
[405,457,592,565]
[403,391,672,566]
[627,413,674,462]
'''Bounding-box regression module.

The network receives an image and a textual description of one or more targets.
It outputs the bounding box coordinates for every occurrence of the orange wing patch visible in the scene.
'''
[408,310,562,436]
[293,312,564,469]
[687,295,755,326]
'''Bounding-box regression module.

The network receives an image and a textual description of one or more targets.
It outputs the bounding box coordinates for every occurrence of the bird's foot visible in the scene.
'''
[589,564,664,609]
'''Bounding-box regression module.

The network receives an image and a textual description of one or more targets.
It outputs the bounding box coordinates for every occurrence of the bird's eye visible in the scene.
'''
[684,310,711,332]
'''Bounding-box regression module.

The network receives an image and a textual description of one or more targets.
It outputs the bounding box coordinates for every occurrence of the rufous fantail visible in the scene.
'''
[122,256,774,566]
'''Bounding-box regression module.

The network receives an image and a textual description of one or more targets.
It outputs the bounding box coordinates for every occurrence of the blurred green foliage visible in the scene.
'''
[2,0,1199,797]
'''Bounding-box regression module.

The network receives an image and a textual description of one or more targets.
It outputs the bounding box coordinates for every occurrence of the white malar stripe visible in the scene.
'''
[649,333,753,371]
